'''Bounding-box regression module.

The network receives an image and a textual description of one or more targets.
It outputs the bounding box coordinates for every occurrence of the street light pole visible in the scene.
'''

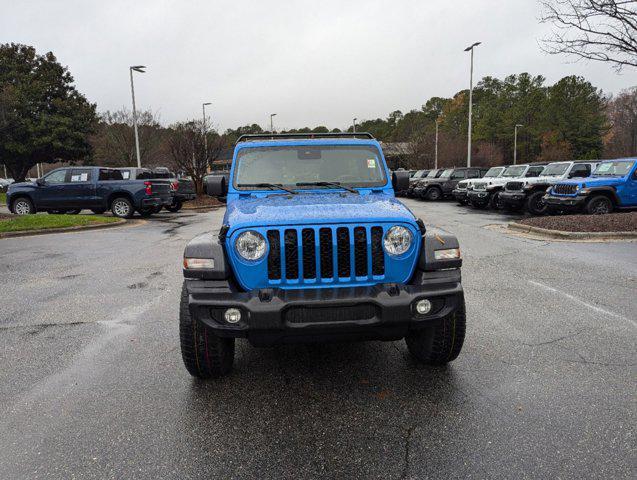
[514,124,523,165]
[270,113,277,135]
[129,65,146,168]
[464,42,481,168]
[353,118,357,133]
[434,118,439,169]
[202,102,212,160]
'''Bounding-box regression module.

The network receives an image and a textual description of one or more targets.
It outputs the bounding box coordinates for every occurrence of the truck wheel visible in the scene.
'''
[152,205,162,214]
[488,191,503,210]
[111,197,134,218]
[180,282,234,378]
[12,197,35,215]
[585,195,613,215]
[425,187,442,201]
[405,300,466,365]
[526,191,548,216]
[165,200,183,212]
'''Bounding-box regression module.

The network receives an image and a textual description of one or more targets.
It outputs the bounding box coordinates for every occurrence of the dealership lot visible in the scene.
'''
[0,200,635,479]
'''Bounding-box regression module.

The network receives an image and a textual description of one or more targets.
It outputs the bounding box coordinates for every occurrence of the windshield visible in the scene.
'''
[542,163,569,176]
[592,161,634,176]
[426,169,439,178]
[234,145,387,190]
[484,167,504,178]
[439,169,453,178]
[413,170,425,178]
[502,166,526,177]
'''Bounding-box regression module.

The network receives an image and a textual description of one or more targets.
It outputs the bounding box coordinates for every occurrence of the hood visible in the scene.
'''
[558,176,625,187]
[224,191,416,230]
[7,181,36,190]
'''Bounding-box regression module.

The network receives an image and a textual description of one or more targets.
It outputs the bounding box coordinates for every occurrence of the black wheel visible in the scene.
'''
[179,282,234,378]
[405,300,466,365]
[152,205,163,214]
[111,197,134,218]
[165,200,183,213]
[585,195,613,215]
[11,197,35,215]
[488,191,504,210]
[525,191,548,216]
[91,209,106,215]
[457,199,468,206]
[425,187,442,201]
[66,209,81,215]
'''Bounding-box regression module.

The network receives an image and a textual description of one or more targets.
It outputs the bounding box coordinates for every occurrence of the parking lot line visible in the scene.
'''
[528,280,636,328]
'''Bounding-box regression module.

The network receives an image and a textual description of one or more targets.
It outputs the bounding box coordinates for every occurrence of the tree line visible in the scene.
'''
[2,42,636,191]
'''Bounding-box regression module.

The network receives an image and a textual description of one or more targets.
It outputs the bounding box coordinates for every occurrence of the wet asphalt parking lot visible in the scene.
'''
[0,199,635,479]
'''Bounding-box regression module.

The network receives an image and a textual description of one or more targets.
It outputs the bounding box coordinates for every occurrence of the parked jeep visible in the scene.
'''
[452,166,507,205]
[468,163,547,209]
[499,161,598,215]
[408,168,443,197]
[416,167,489,201]
[180,133,466,378]
[543,158,637,214]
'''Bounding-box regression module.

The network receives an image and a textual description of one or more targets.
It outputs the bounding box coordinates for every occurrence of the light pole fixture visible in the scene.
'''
[270,113,277,134]
[129,65,146,168]
[463,42,481,168]
[202,102,212,159]
[353,117,357,133]
[434,117,440,169]
[514,124,523,165]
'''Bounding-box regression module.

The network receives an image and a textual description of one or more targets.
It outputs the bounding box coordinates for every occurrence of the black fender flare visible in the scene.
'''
[419,227,462,272]
[583,186,620,205]
[183,231,231,280]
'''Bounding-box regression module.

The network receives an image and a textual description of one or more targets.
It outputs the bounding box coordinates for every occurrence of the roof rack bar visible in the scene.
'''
[235,132,375,144]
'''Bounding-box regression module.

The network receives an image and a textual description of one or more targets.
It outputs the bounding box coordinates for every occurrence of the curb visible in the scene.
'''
[181,204,224,212]
[508,222,637,240]
[0,218,128,239]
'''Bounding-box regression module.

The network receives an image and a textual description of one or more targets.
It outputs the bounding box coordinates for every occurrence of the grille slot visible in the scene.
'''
[336,227,351,277]
[301,228,316,279]
[319,228,333,278]
[284,229,298,279]
[554,184,577,195]
[354,227,368,277]
[371,227,385,275]
[267,230,281,280]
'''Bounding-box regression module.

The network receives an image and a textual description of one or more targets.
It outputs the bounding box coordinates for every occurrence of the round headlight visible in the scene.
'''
[235,231,266,261]
[383,226,412,256]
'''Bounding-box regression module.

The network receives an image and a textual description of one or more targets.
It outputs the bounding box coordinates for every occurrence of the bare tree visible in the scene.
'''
[604,86,637,156]
[540,0,637,71]
[168,120,227,196]
[91,108,164,167]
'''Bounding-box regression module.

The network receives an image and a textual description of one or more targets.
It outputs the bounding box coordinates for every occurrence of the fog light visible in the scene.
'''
[415,299,432,315]
[224,308,241,324]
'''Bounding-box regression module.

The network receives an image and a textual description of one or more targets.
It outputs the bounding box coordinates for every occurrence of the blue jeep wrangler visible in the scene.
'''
[544,158,637,214]
[180,133,465,378]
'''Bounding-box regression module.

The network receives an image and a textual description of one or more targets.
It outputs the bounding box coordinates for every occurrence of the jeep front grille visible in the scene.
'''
[473,182,487,191]
[457,183,467,190]
[553,184,578,195]
[266,225,385,283]
[506,181,524,191]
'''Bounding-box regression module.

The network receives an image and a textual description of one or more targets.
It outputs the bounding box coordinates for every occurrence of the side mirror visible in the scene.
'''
[205,175,228,197]
[392,170,410,193]
[36,178,45,186]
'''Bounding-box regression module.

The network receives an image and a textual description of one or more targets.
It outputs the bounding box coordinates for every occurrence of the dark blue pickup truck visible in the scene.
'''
[7,166,172,218]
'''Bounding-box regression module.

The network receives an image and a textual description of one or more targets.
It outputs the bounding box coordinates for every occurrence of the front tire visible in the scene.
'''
[165,200,183,212]
[526,191,548,216]
[180,282,235,378]
[405,300,466,365]
[585,195,613,215]
[488,191,504,210]
[12,197,35,215]
[111,197,134,218]
[425,187,442,201]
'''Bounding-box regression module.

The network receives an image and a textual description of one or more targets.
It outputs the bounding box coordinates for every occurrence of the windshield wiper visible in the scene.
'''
[295,181,360,195]
[237,183,298,194]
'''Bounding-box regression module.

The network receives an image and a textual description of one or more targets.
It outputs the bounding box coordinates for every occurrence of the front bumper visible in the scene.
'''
[499,191,526,207]
[543,194,586,210]
[452,189,468,201]
[467,190,490,205]
[186,269,463,346]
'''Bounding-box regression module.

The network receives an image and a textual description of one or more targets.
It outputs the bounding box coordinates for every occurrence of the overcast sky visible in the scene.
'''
[2,0,634,132]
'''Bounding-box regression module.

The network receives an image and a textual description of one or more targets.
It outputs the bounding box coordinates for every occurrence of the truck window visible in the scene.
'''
[525,166,545,177]
[44,169,68,184]
[99,169,124,181]
[451,170,466,179]
[69,169,92,182]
